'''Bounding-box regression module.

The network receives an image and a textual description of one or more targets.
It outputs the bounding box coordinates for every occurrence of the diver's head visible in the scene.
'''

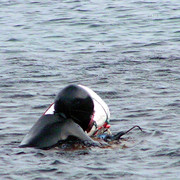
[54,85,94,131]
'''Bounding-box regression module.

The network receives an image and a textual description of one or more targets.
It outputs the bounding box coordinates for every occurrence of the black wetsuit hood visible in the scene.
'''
[54,85,94,131]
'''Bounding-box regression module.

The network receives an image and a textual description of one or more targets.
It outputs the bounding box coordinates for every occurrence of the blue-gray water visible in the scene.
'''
[0,0,180,179]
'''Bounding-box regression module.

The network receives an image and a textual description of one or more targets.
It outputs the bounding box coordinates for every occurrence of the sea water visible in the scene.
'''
[0,0,180,179]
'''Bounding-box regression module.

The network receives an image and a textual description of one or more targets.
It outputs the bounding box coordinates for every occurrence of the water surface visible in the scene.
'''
[0,0,180,179]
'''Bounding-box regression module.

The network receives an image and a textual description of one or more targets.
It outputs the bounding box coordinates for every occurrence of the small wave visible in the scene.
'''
[6,38,21,42]
[49,18,72,22]
[34,152,46,157]
[166,102,180,108]
[122,50,140,54]
[2,50,27,53]
[8,94,34,98]
[84,166,107,171]
[89,24,104,28]
[169,16,180,20]
[153,148,180,158]
[155,69,172,73]
[125,112,152,118]
[15,151,26,155]
[168,160,180,168]
[149,56,166,60]
[143,41,165,47]
[41,18,72,24]
[101,91,118,96]
[32,105,48,109]
[31,74,58,78]
[35,168,57,173]
[152,130,164,136]
[102,171,135,179]
[51,160,67,165]
[95,50,111,53]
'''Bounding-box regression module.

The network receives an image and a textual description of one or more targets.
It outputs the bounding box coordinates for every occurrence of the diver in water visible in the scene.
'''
[20,84,142,150]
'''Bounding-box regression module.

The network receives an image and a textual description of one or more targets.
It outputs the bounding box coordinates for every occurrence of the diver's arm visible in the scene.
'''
[65,119,107,147]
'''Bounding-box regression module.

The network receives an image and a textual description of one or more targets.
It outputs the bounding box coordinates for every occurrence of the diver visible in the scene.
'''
[20,84,142,149]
